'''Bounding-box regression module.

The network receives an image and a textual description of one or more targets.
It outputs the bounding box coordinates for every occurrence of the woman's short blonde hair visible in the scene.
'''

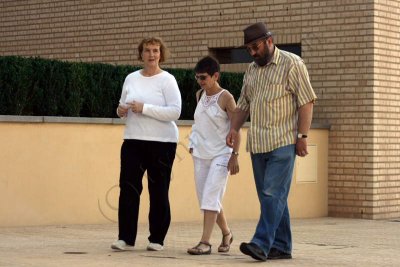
[137,37,170,63]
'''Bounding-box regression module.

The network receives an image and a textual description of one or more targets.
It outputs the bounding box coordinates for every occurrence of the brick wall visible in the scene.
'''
[370,1,400,219]
[303,1,378,219]
[1,0,399,219]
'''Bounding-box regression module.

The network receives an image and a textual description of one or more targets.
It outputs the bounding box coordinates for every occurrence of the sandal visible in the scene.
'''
[187,241,212,255]
[218,231,233,253]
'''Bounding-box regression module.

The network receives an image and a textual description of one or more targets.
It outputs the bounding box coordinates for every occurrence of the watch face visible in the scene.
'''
[297,133,307,138]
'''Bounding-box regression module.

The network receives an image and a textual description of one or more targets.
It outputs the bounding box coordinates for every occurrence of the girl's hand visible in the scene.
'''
[228,154,239,175]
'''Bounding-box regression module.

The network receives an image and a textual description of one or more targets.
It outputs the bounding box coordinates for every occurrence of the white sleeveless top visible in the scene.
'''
[189,89,233,159]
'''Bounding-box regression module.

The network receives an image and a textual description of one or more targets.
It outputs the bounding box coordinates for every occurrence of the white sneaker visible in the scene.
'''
[147,242,164,251]
[111,240,134,251]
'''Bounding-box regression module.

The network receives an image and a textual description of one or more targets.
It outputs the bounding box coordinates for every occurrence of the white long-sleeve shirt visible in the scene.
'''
[119,70,182,143]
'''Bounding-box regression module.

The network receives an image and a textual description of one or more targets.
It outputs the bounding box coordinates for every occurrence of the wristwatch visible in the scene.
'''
[297,133,308,139]
[232,151,239,156]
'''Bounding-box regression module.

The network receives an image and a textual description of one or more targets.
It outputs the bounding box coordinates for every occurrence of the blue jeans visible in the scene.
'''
[250,144,296,255]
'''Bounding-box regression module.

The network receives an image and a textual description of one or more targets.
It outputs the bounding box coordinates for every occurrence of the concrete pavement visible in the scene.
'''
[0,217,399,267]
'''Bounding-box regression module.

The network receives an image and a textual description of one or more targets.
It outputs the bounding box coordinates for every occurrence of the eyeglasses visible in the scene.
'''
[246,39,265,53]
[195,74,208,81]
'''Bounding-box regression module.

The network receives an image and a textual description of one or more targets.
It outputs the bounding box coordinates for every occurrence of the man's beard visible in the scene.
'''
[254,46,273,66]
[254,56,269,66]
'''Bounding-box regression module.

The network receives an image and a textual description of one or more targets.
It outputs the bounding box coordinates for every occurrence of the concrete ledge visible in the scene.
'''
[0,115,330,129]
[43,116,113,124]
[0,115,44,123]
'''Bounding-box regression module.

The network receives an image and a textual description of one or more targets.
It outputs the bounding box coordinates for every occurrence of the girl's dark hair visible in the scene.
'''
[194,56,220,75]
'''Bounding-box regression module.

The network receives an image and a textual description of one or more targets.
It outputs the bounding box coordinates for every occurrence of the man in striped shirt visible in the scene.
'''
[226,22,317,261]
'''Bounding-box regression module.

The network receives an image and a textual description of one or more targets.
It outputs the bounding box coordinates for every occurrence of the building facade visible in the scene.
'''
[1,0,399,219]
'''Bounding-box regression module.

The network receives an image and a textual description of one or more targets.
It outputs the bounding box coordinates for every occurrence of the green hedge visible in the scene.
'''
[0,56,244,119]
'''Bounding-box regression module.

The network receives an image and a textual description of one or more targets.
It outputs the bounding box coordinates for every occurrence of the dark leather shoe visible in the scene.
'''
[239,242,267,261]
[267,248,292,260]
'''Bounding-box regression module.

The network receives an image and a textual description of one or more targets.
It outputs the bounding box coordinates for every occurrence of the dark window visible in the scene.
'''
[210,44,301,64]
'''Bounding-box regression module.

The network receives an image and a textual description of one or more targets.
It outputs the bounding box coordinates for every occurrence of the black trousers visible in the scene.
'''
[118,139,177,246]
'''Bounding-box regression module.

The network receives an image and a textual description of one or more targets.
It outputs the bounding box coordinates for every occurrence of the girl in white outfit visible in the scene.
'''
[188,56,241,255]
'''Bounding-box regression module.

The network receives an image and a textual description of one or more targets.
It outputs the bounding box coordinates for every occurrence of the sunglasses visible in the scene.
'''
[195,74,208,81]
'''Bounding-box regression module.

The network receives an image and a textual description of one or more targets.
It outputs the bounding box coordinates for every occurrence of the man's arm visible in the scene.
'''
[296,102,314,157]
[226,107,249,148]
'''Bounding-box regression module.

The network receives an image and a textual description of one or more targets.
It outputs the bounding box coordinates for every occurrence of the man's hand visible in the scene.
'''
[296,138,308,157]
[226,129,238,148]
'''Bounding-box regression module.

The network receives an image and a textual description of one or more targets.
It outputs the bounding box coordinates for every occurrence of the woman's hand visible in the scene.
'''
[131,101,144,113]
[117,104,130,117]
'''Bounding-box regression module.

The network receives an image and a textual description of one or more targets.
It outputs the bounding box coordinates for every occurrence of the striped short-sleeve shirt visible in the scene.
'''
[237,47,317,153]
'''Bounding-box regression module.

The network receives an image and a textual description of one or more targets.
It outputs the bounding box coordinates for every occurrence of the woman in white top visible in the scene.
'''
[111,37,181,252]
[187,56,241,255]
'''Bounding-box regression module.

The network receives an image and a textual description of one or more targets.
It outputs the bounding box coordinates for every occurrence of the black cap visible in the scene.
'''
[242,22,271,46]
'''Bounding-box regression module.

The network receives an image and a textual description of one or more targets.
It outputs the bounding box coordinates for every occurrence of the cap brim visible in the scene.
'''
[236,35,270,49]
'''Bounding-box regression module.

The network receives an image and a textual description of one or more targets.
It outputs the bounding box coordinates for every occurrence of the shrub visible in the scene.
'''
[0,56,244,119]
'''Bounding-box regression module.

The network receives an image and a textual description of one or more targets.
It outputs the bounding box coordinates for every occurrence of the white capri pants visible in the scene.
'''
[192,153,231,212]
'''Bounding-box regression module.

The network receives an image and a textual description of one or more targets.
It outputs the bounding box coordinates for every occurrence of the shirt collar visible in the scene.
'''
[270,45,280,65]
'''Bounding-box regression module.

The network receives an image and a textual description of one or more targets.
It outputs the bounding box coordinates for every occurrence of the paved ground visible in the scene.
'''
[0,217,399,267]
